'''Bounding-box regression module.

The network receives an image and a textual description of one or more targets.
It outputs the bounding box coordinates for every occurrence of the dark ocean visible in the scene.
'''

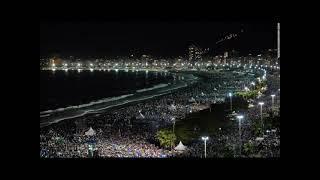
[40,70,173,112]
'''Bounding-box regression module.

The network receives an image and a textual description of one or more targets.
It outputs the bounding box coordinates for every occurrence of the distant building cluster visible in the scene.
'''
[40,43,279,71]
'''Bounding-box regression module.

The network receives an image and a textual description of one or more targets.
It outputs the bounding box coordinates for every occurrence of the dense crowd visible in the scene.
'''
[40,67,280,158]
[179,71,280,158]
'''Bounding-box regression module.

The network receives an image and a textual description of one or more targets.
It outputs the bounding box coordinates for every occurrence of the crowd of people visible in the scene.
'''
[179,70,280,158]
[40,66,280,158]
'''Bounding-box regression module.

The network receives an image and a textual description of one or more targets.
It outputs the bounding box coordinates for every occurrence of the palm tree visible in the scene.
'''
[155,129,176,149]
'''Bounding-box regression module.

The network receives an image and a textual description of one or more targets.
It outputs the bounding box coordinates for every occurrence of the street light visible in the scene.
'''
[271,94,275,111]
[172,117,175,134]
[228,92,233,112]
[169,117,176,150]
[201,136,209,158]
[236,115,244,156]
[88,144,93,158]
[258,102,264,129]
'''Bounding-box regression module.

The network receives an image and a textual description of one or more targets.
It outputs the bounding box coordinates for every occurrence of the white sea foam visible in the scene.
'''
[40,72,200,128]
[41,73,195,116]
[91,92,169,113]
[41,82,175,116]
[40,94,134,115]
[40,110,53,115]
[40,71,183,116]
[40,111,89,128]
[40,114,51,118]
[136,83,168,93]
[158,83,188,93]
[40,93,169,128]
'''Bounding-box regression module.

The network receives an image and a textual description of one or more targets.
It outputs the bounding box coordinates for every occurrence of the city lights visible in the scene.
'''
[40,21,280,158]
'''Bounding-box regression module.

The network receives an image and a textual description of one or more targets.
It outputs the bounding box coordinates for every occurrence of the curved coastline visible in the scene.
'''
[40,70,200,128]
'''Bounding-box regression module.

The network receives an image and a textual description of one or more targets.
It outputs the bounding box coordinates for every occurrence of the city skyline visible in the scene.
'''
[40,17,280,159]
[40,21,277,58]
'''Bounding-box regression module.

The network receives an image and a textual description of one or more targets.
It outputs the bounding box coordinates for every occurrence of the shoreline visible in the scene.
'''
[40,69,173,114]
[40,71,200,128]
[40,67,280,158]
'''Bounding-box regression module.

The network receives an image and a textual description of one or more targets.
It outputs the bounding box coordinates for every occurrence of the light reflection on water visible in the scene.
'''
[40,70,175,112]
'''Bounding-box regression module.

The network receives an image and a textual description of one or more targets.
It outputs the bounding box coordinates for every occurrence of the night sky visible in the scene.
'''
[40,20,277,58]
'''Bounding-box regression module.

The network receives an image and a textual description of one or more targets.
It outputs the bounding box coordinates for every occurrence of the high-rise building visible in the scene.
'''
[195,49,202,61]
[188,42,203,64]
[223,52,228,64]
[188,44,195,61]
